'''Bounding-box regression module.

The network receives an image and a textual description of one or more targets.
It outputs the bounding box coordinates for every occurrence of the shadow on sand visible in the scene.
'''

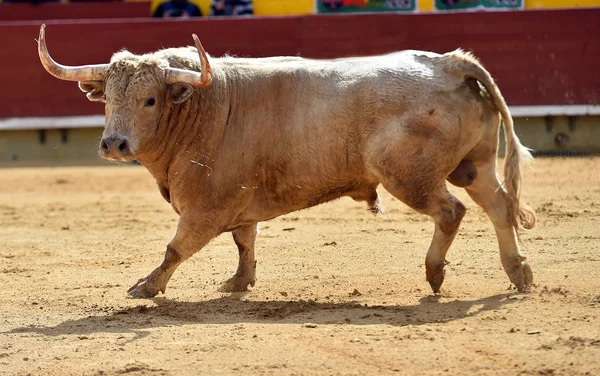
[6,293,520,340]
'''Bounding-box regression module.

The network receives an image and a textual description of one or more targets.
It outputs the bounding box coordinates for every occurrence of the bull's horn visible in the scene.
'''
[165,34,213,88]
[38,24,108,82]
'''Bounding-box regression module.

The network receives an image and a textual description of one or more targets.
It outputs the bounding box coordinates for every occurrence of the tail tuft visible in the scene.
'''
[519,203,537,230]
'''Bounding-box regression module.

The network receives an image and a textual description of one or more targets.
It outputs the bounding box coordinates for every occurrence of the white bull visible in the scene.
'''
[38,24,536,298]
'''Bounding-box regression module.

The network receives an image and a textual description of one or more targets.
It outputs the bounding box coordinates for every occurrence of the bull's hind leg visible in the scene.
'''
[219,223,258,292]
[367,129,468,293]
[378,176,466,293]
[464,160,533,292]
[423,189,466,293]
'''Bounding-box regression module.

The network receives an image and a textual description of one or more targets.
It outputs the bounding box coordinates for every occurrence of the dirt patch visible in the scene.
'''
[1,158,599,375]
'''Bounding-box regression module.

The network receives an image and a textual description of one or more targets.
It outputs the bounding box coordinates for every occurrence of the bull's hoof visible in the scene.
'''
[508,260,533,293]
[127,278,162,298]
[426,261,447,294]
[218,275,256,293]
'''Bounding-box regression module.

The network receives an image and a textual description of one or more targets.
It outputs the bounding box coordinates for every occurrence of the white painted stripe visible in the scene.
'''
[509,105,600,117]
[0,105,598,131]
[0,115,105,131]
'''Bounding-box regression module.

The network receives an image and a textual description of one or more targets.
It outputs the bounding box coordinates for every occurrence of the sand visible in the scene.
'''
[1,157,598,375]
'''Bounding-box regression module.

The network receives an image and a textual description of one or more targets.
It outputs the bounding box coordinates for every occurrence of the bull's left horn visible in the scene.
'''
[165,34,213,88]
[38,24,108,82]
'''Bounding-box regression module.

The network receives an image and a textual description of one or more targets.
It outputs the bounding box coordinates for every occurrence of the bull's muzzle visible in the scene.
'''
[100,136,132,161]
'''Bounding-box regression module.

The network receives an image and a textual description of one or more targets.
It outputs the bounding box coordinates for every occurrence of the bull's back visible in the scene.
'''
[214,51,470,222]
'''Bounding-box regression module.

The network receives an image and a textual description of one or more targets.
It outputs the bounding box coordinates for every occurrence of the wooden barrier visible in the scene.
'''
[0,8,598,118]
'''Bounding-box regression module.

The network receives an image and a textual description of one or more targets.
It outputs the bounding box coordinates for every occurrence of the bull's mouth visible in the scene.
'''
[99,153,136,163]
[99,148,136,163]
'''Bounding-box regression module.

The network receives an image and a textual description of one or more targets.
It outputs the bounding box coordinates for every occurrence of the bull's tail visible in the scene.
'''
[445,49,536,234]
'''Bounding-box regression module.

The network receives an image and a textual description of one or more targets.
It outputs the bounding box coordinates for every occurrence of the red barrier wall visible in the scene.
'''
[1,9,598,118]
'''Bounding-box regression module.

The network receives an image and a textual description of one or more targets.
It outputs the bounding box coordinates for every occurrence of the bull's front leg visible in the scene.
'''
[218,223,257,292]
[128,217,218,298]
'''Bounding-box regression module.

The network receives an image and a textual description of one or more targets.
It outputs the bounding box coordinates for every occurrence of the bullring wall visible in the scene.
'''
[1,8,598,119]
[0,9,598,161]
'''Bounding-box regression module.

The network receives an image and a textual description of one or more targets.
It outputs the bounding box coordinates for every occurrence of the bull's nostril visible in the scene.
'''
[101,140,109,154]
[118,140,129,154]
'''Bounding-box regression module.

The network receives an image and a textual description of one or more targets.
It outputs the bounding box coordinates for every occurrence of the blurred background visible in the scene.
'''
[0,0,598,164]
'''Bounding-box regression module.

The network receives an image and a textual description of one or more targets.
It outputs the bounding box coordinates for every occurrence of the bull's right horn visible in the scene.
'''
[164,34,213,88]
[38,24,108,82]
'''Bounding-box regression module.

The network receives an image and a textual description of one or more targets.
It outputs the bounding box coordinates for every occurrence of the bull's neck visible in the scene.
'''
[136,72,229,185]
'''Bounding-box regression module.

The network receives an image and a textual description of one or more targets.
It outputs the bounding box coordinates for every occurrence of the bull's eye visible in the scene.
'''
[145,97,156,107]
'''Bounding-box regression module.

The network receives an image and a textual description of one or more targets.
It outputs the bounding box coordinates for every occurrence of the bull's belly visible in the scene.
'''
[227,181,379,231]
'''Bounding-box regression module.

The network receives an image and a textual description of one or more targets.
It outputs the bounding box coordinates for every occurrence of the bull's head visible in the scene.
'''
[38,24,212,162]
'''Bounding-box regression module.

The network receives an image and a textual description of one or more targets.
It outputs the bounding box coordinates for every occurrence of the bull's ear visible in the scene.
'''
[169,83,194,104]
[78,81,105,102]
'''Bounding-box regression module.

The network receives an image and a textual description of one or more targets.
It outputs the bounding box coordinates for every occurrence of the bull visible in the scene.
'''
[38,24,536,298]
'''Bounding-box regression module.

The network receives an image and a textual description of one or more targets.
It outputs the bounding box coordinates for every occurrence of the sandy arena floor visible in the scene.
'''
[0,158,599,375]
